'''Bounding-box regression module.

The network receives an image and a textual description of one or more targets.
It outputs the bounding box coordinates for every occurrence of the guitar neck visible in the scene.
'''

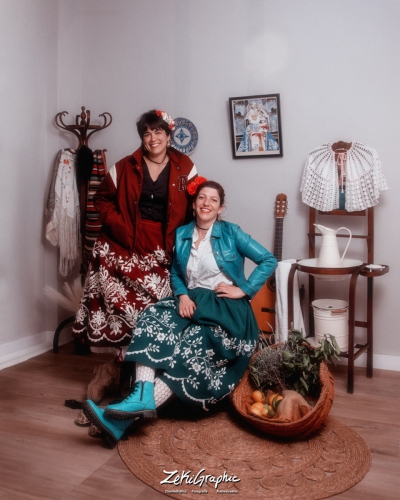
[273,218,284,262]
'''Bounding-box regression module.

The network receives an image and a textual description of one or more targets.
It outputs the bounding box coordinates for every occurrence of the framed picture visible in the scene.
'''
[229,94,283,158]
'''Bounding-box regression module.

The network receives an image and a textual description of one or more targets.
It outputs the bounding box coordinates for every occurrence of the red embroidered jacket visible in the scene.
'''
[94,147,197,255]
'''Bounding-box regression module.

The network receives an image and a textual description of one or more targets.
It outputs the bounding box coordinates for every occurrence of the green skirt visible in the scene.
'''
[125,288,259,410]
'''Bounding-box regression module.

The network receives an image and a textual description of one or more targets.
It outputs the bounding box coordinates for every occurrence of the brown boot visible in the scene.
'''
[87,359,121,404]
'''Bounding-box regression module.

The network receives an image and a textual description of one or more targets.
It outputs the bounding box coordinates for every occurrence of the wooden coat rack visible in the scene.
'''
[55,106,112,148]
[53,106,112,353]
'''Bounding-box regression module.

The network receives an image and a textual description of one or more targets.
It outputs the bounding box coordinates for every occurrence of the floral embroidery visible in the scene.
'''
[73,240,172,344]
[210,325,255,356]
[125,292,258,409]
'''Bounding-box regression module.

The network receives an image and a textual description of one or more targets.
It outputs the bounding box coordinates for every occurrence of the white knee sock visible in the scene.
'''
[135,363,155,383]
[154,378,173,408]
[134,365,173,407]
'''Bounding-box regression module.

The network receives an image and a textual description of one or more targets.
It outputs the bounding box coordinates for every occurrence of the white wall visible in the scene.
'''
[57,0,399,360]
[0,0,63,364]
[1,0,399,367]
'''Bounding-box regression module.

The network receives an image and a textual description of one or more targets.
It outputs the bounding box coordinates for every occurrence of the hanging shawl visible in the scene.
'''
[300,142,388,212]
[45,149,80,276]
[81,149,108,274]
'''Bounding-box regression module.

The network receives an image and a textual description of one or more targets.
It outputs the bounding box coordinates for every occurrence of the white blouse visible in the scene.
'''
[186,225,233,290]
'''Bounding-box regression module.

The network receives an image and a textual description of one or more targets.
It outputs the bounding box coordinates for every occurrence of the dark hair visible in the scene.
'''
[194,180,225,207]
[136,109,172,140]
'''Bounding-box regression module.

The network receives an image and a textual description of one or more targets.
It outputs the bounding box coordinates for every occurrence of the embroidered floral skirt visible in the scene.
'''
[125,288,259,410]
[72,220,172,348]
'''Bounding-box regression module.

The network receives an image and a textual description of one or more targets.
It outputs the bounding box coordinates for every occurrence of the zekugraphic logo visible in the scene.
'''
[160,468,241,489]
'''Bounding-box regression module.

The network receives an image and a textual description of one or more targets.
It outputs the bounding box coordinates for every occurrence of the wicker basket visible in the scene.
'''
[231,352,335,439]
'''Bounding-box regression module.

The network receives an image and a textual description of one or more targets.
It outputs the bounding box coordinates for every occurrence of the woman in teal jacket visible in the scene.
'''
[171,218,276,299]
[83,180,277,448]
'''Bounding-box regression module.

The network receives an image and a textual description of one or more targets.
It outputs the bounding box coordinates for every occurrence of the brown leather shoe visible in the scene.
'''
[88,423,103,438]
[75,409,90,426]
[87,359,121,404]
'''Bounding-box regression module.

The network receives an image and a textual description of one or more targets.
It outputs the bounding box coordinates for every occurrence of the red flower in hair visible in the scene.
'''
[187,176,208,196]
[155,109,176,130]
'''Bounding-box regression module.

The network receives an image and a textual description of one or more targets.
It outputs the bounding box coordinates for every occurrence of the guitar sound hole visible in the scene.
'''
[267,276,276,293]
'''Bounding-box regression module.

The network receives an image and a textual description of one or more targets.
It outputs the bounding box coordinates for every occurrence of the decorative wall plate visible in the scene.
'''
[170,117,198,155]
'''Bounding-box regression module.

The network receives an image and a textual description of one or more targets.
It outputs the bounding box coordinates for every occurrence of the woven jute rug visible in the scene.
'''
[118,404,371,500]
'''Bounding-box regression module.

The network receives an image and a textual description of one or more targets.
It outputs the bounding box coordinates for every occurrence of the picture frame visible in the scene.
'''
[229,94,283,159]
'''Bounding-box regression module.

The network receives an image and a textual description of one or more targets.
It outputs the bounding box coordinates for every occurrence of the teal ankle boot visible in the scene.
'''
[104,381,156,420]
[82,400,137,448]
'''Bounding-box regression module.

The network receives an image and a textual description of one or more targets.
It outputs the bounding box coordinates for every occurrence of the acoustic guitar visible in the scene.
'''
[251,193,288,334]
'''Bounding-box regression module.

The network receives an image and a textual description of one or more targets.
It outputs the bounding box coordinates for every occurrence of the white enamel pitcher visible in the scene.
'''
[314,224,352,267]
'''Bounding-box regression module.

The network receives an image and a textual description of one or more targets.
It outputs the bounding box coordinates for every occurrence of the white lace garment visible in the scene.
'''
[300,142,388,212]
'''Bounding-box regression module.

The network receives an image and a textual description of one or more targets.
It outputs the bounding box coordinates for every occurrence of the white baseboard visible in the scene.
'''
[334,352,400,371]
[1,331,400,372]
[372,354,400,371]
[307,337,400,371]
[0,328,72,371]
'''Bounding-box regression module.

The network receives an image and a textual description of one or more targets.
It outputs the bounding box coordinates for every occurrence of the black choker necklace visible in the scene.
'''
[147,153,168,166]
[196,222,210,231]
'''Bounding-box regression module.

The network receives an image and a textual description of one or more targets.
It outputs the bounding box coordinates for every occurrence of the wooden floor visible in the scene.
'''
[1,343,400,499]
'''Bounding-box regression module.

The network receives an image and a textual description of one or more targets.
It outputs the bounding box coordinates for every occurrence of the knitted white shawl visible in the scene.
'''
[300,142,388,212]
[45,150,80,276]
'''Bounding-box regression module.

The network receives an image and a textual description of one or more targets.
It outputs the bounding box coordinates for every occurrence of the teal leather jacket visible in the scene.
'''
[171,220,277,298]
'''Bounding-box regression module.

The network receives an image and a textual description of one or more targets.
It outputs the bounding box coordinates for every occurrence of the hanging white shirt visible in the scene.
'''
[186,225,233,291]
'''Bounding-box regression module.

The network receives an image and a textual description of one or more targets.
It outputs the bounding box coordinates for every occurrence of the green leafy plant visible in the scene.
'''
[250,330,341,398]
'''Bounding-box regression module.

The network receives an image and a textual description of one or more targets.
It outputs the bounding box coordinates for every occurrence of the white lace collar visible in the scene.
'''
[300,142,388,212]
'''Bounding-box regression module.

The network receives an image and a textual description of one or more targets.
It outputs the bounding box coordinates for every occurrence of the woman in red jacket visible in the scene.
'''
[72,109,198,354]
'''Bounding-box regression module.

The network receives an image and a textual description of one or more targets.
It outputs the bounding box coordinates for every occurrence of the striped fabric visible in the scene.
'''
[81,150,108,273]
